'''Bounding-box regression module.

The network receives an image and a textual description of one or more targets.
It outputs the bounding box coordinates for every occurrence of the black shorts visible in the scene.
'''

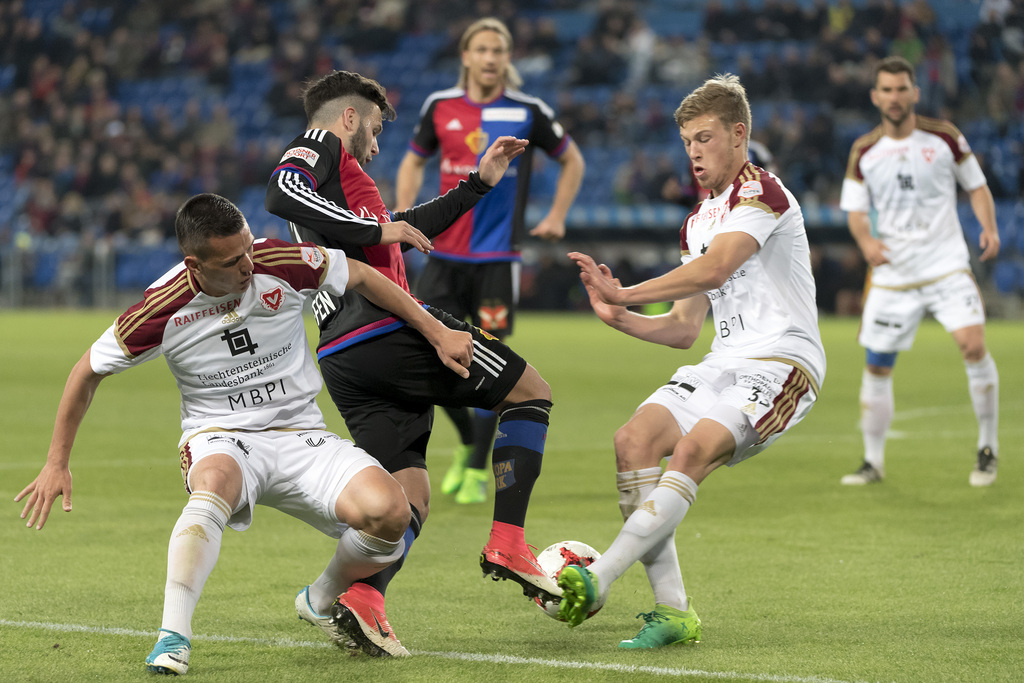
[318,306,527,473]
[415,258,518,339]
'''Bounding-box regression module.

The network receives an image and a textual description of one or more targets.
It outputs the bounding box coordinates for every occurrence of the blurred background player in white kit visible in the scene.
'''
[838,55,1000,487]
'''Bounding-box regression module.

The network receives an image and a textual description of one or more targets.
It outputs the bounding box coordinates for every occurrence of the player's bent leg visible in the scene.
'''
[480,378,558,602]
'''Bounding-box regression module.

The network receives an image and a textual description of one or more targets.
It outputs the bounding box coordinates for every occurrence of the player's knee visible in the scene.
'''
[960,340,986,363]
[342,471,411,541]
[504,365,551,405]
[189,455,243,508]
[361,489,411,541]
[613,423,655,471]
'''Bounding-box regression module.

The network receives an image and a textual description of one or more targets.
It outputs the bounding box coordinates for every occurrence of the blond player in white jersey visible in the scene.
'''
[15,194,474,673]
[559,75,825,648]
[839,56,1000,488]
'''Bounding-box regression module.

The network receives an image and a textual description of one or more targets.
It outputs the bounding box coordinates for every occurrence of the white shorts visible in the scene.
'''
[179,429,383,537]
[859,271,985,353]
[639,357,818,466]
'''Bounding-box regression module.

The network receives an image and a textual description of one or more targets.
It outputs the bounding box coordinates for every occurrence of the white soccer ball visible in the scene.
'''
[533,540,606,621]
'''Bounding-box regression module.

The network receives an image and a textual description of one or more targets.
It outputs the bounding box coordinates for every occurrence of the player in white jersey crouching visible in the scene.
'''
[839,56,1001,487]
[15,193,474,672]
[560,74,825,648]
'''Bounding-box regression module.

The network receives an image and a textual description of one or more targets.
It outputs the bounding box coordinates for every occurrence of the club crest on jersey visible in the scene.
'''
[465,129,489,155]
[921,147,936,163]
[737,180,763,198]
[280,146,319,166]
[260,287,284,312]
[300,246,324,270]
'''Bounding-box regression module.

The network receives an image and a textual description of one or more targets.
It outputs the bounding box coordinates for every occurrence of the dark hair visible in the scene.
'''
[874,55,916,86]
[302,70,397,125]
[174,193,246,259]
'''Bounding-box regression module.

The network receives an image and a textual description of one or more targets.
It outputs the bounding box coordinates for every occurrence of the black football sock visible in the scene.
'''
[443,405,475,445]
[491,399,551,527]
[467,409,498,469]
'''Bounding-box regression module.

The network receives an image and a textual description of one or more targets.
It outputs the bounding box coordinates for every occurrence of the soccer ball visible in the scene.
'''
[533,540,606,621]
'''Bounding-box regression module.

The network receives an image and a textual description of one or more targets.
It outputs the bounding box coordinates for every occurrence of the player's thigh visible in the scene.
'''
[713,360,818,467]
[471,261,518,337]
[260,429,387,538]
[333,465,410,538]
[858,286,926,352]
[925,272,986,334]
[416,258,471,321]
[638,365,724,441]
[426,306,528,410]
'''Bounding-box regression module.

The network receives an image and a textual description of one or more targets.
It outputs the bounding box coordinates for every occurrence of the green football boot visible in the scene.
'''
[557,564,598,627]
[441,444,474,495]
[455,467,488,504]
[618,601,702,649]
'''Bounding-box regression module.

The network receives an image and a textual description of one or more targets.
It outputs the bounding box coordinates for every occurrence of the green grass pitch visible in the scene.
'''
[1,310,1022,682]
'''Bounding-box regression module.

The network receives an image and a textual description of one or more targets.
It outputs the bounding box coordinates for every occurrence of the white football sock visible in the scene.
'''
[860,370,893,470]
[616,468,688,611]
[160,491,231,640]
[591,471,697,601]
[308,530,404,613]
[965,353,999,454]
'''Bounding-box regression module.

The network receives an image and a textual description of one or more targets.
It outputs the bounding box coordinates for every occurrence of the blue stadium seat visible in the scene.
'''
[992,260,1019,294]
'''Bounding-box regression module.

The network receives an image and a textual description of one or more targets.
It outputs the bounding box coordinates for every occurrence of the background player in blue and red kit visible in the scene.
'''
[395,17,585,505]
[265,70,562,657]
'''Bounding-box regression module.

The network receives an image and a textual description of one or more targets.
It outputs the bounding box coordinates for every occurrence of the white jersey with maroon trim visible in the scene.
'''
[840,116,988,288]
[89,239,348,436]
[681,162,825,392]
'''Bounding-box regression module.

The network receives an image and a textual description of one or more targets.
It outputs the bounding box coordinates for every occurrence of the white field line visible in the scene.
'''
[1,619,880,683]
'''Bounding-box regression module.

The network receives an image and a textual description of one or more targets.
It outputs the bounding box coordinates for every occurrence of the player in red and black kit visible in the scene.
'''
[265,70,559,657]
[396,17,584,505]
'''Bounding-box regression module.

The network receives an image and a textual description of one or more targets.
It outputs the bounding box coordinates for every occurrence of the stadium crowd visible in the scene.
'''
[0,0,1021,312]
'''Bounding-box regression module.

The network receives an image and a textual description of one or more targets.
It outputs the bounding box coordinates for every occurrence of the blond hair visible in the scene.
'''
[457,17,523,90]
[674,73,751,143]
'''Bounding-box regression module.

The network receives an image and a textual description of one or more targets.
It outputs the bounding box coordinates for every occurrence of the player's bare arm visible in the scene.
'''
[575,259,709,349]
[569,232,758,307]
[345,258,473,377]
[530,140,585,242]
[968,184,1000,262]
[379,219,433,253]
[847,210,889,266]
[16,351,109,530]
[394,151,428,212]
[477,136,529,186]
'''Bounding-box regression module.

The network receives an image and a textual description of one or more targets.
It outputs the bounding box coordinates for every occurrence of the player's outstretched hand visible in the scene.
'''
[380,220,433,254]
[478,136,529,186]
[15,463,73,530]
[568,251,626,308]
[435,329,474,378]
[979,228,1001,262]
[529,215,566,242]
